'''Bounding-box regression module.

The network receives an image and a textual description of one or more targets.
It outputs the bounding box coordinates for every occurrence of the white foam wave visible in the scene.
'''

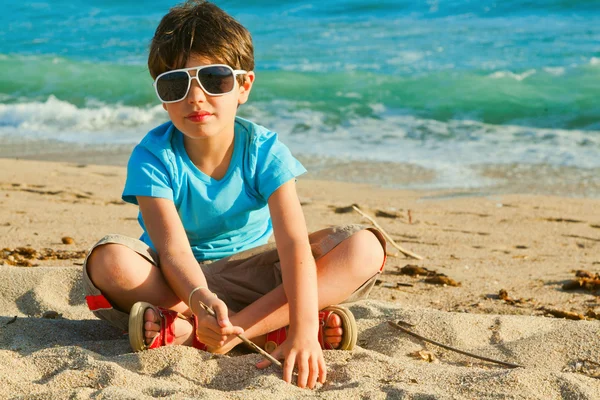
[0,96,166,143]
[543,67,566,76]
[241,100,600,173]
[281,61,382,73]
[387,51,426,65]
[488,69,537,81]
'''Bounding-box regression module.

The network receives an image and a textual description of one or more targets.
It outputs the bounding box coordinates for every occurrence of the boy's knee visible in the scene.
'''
[349,229,386,276]
[86,244,133,290]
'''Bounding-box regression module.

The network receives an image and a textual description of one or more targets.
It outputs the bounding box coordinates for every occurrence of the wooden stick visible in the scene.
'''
[388,321,523,369]
[352,205,424,260]
[198,301,283,369]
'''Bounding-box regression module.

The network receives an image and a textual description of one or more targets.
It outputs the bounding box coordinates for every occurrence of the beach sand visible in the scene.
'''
[1,158,599,399]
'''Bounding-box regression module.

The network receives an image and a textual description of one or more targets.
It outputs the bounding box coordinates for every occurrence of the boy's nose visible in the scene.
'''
[188,77,207,103]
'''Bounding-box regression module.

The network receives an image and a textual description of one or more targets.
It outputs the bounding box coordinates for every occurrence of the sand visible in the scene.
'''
[1,158,599,399]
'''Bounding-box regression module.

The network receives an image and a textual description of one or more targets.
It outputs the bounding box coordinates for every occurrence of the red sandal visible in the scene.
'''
[263,305,358,353]
[128,301,207,352]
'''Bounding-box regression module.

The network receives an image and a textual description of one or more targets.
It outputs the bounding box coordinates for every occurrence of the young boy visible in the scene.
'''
[82,0,386,389]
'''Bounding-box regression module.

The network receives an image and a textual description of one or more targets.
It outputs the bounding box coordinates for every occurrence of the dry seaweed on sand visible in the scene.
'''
[409,350,439,363]
[397,264,432,276]
[423,275,461,287]
[0,247,87,266]
[585,309,600,320]
[394,264,461,287]
[539,307,586,320]
[487,289,532,306]
[562,270,600,292]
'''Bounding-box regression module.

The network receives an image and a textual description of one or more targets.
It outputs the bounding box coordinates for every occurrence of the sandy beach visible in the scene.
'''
[1,158,599,399]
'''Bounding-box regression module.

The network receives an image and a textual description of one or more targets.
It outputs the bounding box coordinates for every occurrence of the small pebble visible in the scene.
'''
[42,311,62,319]
[62,236,75,245]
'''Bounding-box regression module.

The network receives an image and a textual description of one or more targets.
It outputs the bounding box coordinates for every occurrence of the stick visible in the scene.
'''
[388,321,523,369]
[198,301,283,369]
[352,205,424,260]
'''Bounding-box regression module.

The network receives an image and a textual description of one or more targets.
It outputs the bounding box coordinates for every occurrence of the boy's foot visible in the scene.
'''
[262,305,358,353]
[143,307,194,347]
[129,301,198,352]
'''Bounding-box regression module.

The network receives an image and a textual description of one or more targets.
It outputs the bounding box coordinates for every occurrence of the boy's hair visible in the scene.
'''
[148,0,254,84]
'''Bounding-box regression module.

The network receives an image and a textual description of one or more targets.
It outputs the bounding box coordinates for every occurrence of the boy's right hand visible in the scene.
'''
[192,294,244,350]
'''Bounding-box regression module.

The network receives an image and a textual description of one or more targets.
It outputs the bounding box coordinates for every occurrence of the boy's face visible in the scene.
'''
[162,54,254,141]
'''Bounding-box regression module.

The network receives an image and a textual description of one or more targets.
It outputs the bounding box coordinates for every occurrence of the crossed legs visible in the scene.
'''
[85,229,385,352]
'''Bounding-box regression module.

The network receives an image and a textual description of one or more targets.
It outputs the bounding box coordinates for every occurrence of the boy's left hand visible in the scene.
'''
[256,332,327,389]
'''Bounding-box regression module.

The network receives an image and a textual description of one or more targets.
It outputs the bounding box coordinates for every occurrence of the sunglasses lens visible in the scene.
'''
[156,71,189,102]
[198,66,235,95]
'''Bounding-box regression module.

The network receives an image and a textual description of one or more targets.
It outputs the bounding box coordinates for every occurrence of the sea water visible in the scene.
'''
[1,0,599,196]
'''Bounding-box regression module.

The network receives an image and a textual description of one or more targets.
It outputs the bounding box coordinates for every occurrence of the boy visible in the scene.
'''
[82,0,386,389]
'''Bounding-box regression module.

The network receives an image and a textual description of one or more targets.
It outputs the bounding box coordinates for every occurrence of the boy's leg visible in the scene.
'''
[85,226,385,351]
[83,234,195,346]
[208,225,386,354]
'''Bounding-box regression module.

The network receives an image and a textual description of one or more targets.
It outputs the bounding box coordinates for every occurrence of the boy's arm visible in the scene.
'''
[267,180,325,387]
[137,196,243,339]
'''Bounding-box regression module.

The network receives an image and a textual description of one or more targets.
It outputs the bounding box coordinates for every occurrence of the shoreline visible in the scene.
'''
[1,139,600,199]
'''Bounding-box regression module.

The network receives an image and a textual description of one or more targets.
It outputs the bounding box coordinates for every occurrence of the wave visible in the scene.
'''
[0,54,155,107]
[253,63,600,130]
[245,105,600,168]
[1,53,599,130]
[0,96,165,143]
[487,69,538,81]
[0,96,598,171]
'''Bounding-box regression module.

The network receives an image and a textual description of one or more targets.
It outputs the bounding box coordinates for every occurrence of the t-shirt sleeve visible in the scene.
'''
[122,145,174,205]
[255,132,307,200]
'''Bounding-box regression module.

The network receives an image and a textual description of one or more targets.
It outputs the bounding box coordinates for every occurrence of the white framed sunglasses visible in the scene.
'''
[153,64,247,103]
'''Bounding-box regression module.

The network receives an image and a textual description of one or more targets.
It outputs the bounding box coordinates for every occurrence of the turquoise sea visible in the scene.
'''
[1,1,599,196]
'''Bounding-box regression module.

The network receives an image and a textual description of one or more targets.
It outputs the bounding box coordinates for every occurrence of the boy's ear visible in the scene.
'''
[238,71,255,105]
[162,103,168,111]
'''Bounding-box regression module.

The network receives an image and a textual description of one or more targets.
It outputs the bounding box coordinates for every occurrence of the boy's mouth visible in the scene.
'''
[186,111,212,123]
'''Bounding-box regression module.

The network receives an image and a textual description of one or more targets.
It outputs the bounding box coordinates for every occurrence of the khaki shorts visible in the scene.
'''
[82,224,387,331]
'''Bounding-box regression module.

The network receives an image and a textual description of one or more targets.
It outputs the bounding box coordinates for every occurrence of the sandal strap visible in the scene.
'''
[148,307,178,349]
[264,326,288,353]
[147,308,208,351]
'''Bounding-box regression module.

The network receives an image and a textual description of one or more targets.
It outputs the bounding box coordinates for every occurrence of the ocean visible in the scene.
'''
[2,0,599,196]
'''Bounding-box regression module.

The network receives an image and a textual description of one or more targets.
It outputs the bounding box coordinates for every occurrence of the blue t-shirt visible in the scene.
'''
[122,117,306,261]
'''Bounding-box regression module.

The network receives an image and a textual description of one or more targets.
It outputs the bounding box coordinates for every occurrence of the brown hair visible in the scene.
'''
[148,0,254,84]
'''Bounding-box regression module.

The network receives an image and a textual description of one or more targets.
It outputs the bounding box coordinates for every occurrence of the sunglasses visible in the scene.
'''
[153,64,247,103]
